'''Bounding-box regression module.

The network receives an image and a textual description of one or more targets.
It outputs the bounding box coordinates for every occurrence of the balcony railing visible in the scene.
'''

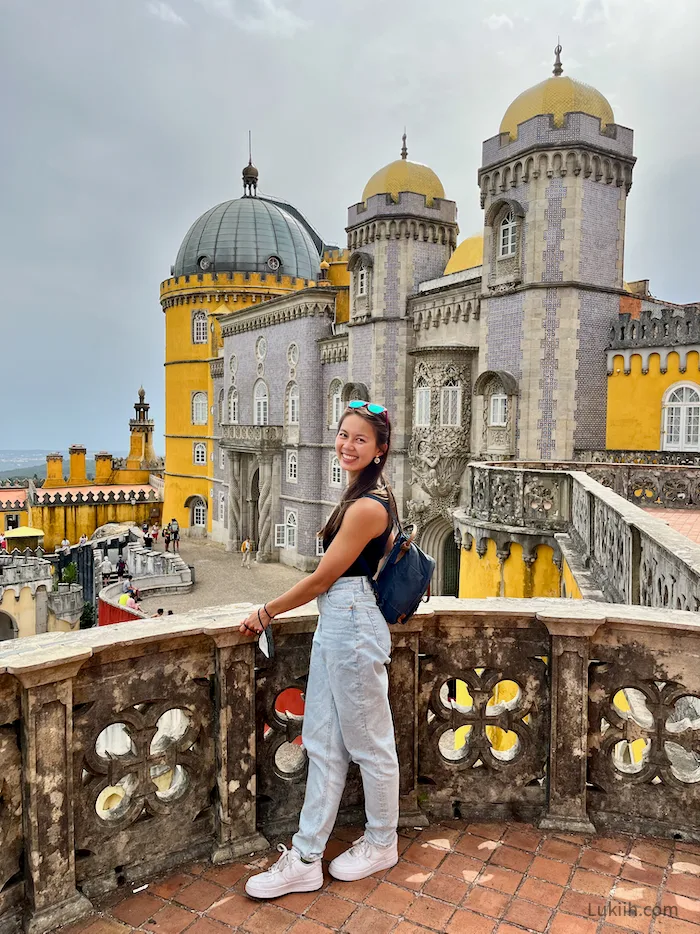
[220,424,284,453]
[2,598,700,933]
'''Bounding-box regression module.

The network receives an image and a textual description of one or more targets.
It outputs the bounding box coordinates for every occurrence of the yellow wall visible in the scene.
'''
[607,350,700,450]
[161,270,320,531]
[1,587,37,639]
[562,559,583,599]
[459,539,560,599]
[30,502,158,552]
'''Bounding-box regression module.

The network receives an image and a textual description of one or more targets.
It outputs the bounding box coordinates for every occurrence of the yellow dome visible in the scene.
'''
[445,234,483,275]
[363,134,444,206]
[500,47,614,141]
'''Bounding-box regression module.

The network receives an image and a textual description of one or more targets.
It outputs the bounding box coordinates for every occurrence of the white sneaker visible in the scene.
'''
[328,835,398,882]
[245,844,323,899]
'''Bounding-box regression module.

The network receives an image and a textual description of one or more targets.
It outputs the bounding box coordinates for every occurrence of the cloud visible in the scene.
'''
[146,1,187,25]
[484,12,513,29]
[191,0,307,36]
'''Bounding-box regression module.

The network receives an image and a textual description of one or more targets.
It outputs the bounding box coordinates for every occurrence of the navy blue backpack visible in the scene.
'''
[360,491,435,625]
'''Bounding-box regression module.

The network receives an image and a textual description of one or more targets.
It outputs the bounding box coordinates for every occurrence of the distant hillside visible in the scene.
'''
[0,461,97,482]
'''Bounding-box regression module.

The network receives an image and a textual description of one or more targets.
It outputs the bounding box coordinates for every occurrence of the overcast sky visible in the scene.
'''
[2,0,698,451]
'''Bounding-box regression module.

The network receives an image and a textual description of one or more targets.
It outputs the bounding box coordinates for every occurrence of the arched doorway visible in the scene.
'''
[0,611,17,641]
[184,496,207,537]
[250,469,260,549]
[418,518,461,597]
[442,533,460,596]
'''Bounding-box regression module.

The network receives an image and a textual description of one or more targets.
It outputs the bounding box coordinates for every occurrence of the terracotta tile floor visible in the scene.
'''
[646,507,700,544]
[60,820,700,934]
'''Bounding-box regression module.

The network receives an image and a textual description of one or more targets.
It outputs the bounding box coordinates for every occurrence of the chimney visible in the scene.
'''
[94,452,113,485]
[44,453,64,488]
[68,445,87,486]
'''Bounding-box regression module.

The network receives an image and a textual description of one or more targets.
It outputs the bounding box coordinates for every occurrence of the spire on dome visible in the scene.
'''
[400,130,408,160]
[242,130,259,196]
[553,41,563,77]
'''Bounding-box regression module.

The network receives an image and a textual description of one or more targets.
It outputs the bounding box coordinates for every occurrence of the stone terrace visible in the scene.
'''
[65,819,700,934]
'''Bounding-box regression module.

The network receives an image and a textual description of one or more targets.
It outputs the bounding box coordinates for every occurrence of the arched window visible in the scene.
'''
[192,498,207,527]
[440,379,462,427]
[218,492,226,523]
[489,393,508,427]
[330,455,342,487]
[662,384,700,451]
[499,210,517,258]
[287,382,299,425]
[286,450,298,482]
[329,380,343,427]
[228,387,238,424]
[192,311,207,344]
[218,389,224,425]
[285,509,297,549]
[414,378,431,427]
[193,442,207,465]
[192,392,208,425]
[254,380,268,426]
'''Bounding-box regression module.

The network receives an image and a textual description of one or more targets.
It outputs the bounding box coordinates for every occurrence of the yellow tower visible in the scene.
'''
[160,161,325,532]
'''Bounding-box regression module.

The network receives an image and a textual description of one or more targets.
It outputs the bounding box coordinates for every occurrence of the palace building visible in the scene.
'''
[160,47,698,595]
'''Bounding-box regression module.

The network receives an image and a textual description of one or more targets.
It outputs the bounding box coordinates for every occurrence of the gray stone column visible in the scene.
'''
[226,452,241,553]
[256,455,274,561]
[18,660,92,934]
[210,634,269,863]
[538,609,605,833]
[389,622,428,828]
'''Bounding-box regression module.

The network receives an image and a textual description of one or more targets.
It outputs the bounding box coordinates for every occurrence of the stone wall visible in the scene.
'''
[0,597,698,933]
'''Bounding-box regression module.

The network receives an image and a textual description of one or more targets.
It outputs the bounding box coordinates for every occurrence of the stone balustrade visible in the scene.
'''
[0,598,698,933]
[220,424,284,453]
[98,545,192,625]
[456,462,700,609]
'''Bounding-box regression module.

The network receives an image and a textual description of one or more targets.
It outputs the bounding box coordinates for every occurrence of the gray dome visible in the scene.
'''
[173,197,321,280]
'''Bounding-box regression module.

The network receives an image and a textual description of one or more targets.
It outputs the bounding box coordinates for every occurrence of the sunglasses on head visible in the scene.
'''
[348,400,387,416]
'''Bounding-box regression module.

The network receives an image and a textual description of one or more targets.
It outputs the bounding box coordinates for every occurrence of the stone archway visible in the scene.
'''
[418,518,460,597]
[0,611,17,641]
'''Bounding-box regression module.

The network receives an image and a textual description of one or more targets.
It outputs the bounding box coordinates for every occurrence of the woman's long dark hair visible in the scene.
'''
[319,406,394,542]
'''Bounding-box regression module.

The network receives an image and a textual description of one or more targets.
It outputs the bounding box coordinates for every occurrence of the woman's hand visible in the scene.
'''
[239,605,272,636]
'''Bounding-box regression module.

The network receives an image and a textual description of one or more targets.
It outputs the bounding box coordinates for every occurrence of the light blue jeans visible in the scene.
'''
[291,577,399,861]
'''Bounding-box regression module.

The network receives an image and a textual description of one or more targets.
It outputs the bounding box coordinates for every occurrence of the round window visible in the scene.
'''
[198,255,212,271]
[287,343,299,366]
[267,255,281,271]
[255,336,267,361]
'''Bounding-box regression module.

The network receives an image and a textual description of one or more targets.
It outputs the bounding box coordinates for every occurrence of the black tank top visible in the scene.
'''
[323,492,393,577]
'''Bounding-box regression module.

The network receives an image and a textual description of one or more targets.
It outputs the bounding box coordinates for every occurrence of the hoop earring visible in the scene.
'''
[374,456,381,464]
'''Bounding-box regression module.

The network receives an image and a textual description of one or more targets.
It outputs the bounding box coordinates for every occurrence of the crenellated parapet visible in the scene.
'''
[481,111,635,169]
[31,488,161,507]
[160,270,316,309]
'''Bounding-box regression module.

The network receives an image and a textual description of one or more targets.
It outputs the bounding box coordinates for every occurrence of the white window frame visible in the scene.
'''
[330,455,342,488]
[218,492,226,523]
[316,535,325,557]
[357,267,367,297]
[287,383,299,425]
[489,393,508,428]
[219,448,225,470]
[192,392,208,425]
[662,382,700,452]
[193,442,207,465]
[286,450,298,483]
[192,499,207,527]
[228,387,238,424]
[275,509,298,550]
[499,210,517,259]
[440,380,462,427]
[414,383,431,428]
[254,379,269,426]
[330,380,343,427]
[218,389,224,424]
[192,311,207,344]
[287,343,299,367]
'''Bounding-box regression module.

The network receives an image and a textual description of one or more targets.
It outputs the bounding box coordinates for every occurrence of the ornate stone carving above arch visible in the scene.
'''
[474,369,518,457]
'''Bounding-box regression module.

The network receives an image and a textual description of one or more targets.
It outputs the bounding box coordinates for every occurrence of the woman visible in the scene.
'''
[240,401,399,900]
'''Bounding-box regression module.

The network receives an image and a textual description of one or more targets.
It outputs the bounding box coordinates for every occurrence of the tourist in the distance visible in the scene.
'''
[163,524,171,552]
[60,537,71,555]
[100,555,113,587]
[79,534,88,546]
[241,401,399,899]
[152,608,164,619]
[241,536,253,569]
[116,556,127,579]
